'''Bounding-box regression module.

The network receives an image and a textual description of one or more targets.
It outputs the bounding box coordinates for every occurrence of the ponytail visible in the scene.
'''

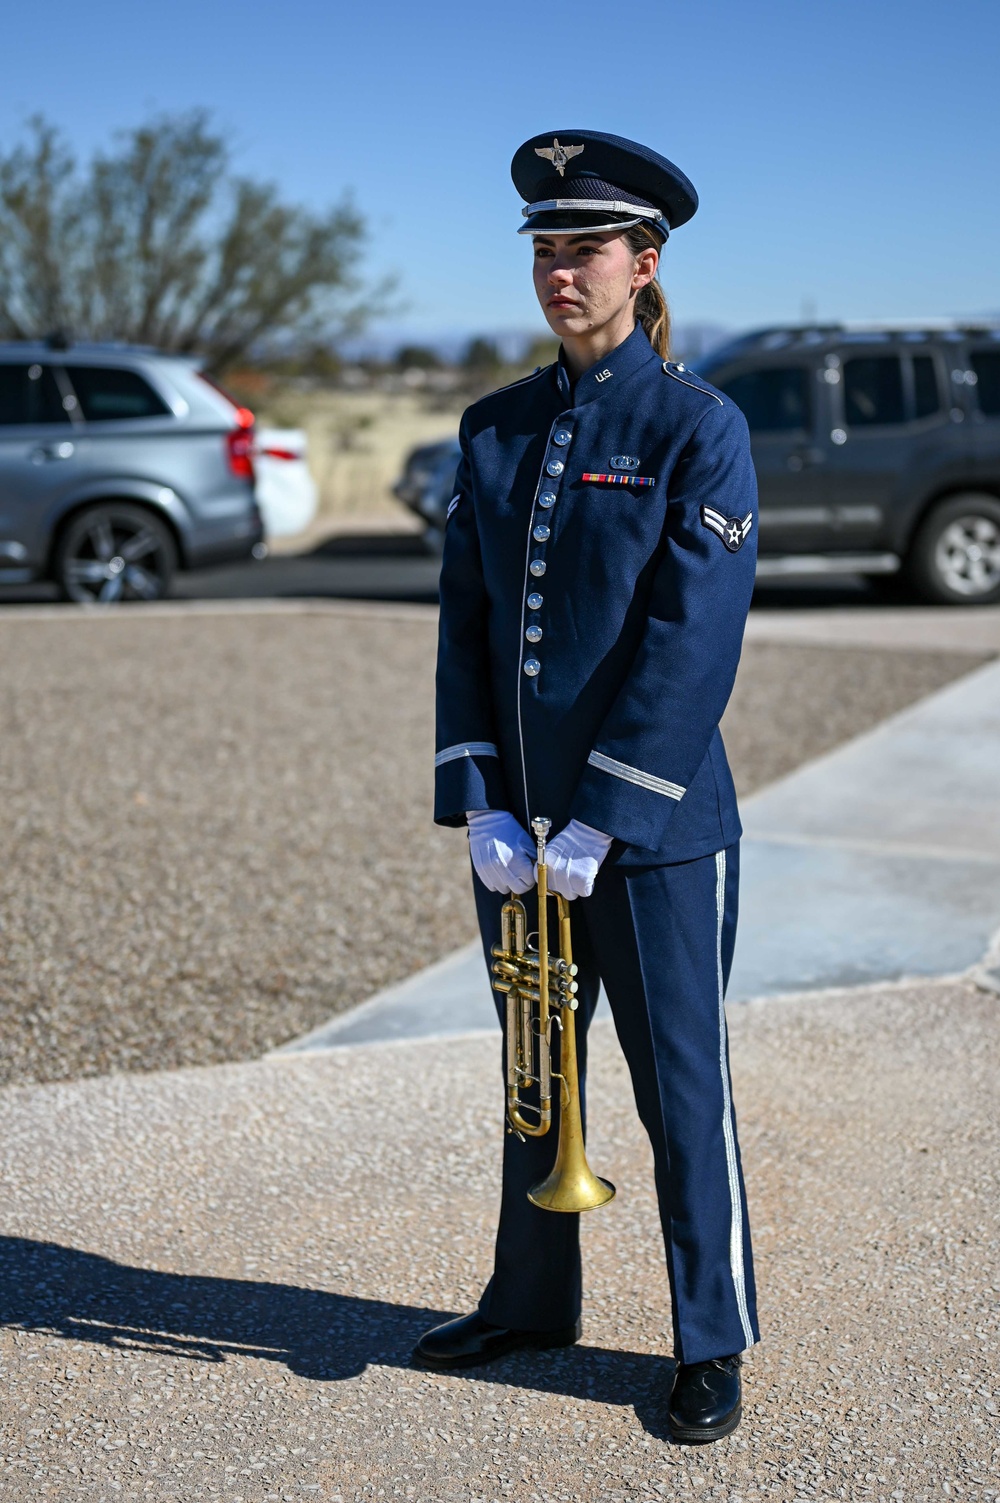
[624,223,671,360]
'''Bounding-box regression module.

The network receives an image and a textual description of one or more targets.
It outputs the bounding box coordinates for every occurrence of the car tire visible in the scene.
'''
[54,503,177,605]
[905,493,1000,605]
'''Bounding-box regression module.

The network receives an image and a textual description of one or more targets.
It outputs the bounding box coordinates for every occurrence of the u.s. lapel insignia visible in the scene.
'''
[534,139,585,177]
[701,505,754,552]
[610,455,640,471]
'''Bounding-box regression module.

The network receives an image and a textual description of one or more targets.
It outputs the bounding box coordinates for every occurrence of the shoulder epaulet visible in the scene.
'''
[661,361,724,407]
[469,363,554,407]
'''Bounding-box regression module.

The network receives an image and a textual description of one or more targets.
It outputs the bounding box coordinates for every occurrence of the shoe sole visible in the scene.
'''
[668,1402,742,1444]
[412,1323,581,1371]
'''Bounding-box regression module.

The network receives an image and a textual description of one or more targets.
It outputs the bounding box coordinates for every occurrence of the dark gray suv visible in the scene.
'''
[698,323,1000,603]
[0,341,264,603]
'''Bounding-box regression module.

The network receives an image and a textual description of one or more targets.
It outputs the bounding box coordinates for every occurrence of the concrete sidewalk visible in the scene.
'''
[1,974,997,1500]
[282,656,1000,1052]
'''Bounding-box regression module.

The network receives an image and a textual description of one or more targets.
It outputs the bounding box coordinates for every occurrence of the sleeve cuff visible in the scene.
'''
[434,745,509,827]
[570,752,685,850]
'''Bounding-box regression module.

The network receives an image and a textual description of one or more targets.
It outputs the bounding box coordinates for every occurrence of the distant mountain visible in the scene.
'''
[339,322,735,366]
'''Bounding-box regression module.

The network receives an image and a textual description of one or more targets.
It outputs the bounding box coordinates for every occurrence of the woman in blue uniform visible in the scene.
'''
[416,131,760,1443]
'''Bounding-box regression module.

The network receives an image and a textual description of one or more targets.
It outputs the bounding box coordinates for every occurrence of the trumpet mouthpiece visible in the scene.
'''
[531,815,551,840]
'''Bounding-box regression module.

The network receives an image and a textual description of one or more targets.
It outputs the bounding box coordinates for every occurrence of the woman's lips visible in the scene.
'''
[548,296,578,310]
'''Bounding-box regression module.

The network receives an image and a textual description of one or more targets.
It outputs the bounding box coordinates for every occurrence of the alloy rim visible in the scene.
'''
[933,514,1000,598]
[63,515,168,604]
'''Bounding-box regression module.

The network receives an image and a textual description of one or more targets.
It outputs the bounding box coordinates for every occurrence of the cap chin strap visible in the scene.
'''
[522,198,664,222]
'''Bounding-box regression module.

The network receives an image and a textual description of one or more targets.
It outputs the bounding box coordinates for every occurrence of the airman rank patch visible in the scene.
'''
[582,473,655,487]
[446,494,460,521]
[701,505,753,552]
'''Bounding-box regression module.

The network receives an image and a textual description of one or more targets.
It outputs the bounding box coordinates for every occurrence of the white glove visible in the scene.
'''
[466,810,536,894]
[540,819,614,901]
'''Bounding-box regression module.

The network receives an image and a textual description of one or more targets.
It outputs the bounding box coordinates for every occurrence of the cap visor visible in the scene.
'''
[517,210,666,239]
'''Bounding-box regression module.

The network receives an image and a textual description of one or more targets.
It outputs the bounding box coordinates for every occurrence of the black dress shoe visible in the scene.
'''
[668,1354,742,1443]
[413,1311,581,1370]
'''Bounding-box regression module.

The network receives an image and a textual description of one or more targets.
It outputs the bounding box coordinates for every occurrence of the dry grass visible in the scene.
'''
[257,389,464,547]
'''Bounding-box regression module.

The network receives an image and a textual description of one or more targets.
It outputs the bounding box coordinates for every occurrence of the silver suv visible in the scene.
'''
[0,341,264,603]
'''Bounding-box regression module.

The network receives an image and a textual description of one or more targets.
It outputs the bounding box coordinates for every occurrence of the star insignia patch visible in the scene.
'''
[701,505,754,552]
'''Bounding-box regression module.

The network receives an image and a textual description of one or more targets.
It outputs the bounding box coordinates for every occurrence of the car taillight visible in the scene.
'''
[226,408,255,479]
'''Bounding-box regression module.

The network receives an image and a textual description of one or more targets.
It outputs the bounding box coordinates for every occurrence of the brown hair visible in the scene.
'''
[624,223,671,360]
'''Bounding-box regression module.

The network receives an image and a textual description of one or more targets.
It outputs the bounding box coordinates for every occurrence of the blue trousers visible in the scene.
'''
[473,844,759,1366]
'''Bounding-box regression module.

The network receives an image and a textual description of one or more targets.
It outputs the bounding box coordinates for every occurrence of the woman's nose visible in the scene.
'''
[548,264,573,285]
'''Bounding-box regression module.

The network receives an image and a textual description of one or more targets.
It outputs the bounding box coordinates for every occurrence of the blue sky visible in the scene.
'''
[1,0,997,345]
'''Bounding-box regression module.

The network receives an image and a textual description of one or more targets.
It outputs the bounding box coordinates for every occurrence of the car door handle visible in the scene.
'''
[786,447,826,471]
[30,441,75,463]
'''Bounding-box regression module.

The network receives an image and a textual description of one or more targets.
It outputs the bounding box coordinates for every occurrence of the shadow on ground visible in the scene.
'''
[0,1236,678,1438]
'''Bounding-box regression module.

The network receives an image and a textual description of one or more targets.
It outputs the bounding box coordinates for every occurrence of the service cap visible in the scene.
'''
[511,130,698,241]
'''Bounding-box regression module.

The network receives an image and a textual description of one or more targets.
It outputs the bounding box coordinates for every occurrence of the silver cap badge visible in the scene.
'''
[534,138,585,177]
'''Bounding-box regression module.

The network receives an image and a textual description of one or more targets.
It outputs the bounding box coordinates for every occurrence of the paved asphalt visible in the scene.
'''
[0,530,894,610]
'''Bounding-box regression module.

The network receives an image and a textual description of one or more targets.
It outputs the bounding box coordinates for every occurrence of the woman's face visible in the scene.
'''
[532,230,658,341]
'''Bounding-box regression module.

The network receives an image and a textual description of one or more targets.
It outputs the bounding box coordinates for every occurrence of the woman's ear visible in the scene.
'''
[632,246,659,290]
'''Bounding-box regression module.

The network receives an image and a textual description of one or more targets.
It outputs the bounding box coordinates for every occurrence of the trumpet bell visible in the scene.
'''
[528,1163,616,1214]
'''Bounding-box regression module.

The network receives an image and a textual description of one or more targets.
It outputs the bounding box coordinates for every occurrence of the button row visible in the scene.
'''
[524,422,572,677]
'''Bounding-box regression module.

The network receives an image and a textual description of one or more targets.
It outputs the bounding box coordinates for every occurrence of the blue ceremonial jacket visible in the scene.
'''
[433,323,757,866]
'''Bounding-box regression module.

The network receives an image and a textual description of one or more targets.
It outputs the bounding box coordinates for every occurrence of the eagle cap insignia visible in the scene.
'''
[535,138,585,177]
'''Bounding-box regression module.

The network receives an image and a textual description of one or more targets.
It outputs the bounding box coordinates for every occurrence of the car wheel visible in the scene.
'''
[54,503,177,605]
[906,493,1000,605]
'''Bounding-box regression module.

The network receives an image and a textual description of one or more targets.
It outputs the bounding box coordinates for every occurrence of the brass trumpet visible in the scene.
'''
[490,816,616,1214]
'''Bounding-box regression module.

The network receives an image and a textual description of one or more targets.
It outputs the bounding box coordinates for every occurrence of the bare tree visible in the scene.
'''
[0,113,368,371]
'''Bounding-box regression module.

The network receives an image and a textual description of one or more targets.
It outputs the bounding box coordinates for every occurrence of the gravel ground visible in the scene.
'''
[0,605,989,1087]
[0,974,996,1500]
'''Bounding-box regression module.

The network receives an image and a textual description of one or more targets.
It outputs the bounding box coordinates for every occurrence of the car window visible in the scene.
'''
[717,366,811,432]
[970,351,1000,417]
[843,356,906,426]
[912,356,940,419]
[0,363,67,425]
[65,365,170,421]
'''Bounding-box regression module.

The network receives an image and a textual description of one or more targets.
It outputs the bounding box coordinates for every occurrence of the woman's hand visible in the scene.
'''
[540,820,613,900]
[467,810,536,894]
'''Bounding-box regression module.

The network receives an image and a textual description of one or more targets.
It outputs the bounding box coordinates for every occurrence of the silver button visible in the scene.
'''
[533,524,551,542]
[539,492,557,508]
[529,560,547,577]
[553,429,571,446]
[546,460,564,476]
[525,624,542,643]
[523,658,541,677]
[675,362,686,372]
[527,592,543,609]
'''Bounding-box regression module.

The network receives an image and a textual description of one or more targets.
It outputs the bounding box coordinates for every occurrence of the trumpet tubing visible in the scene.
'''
[489,816,616,1214]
